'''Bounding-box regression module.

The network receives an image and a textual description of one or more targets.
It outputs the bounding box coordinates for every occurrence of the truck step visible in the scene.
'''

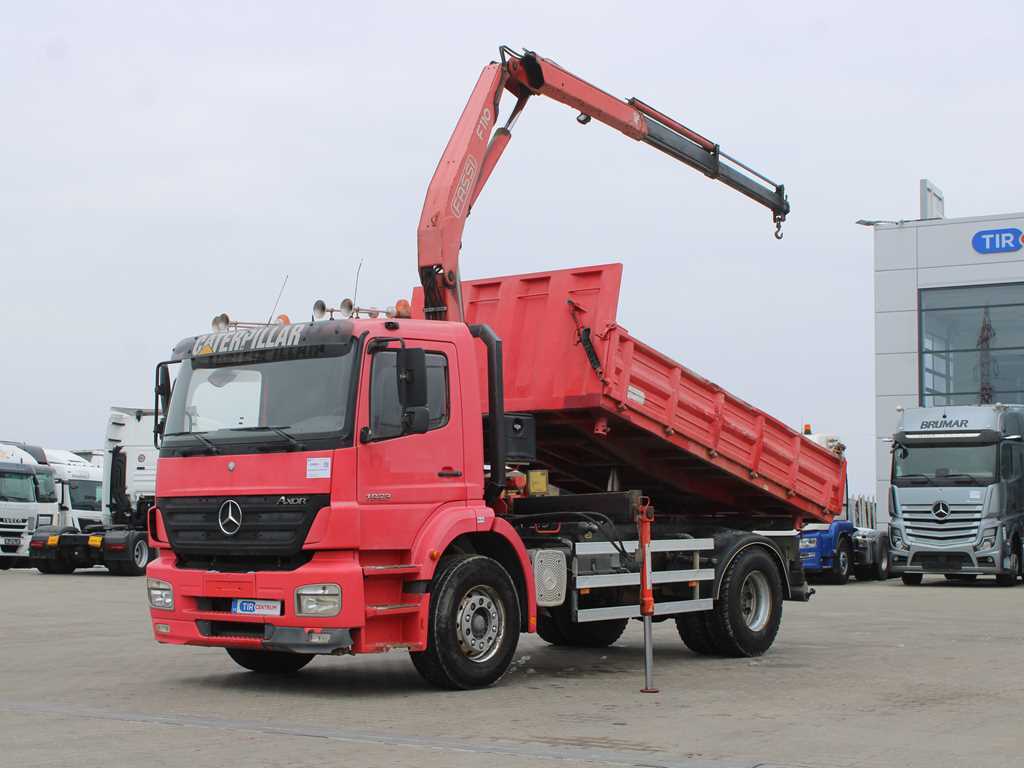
[366,602,420,618]
[362,564,420,577]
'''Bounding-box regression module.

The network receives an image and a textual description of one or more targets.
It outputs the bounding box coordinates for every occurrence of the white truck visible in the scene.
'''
[0,444,58,569]
[889,404,1024,586]
[30,408,157,575]
[44,448,105,532]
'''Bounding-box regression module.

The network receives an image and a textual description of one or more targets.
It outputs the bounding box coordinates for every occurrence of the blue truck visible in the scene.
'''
[799,519,889,583]
[798,431,889,583]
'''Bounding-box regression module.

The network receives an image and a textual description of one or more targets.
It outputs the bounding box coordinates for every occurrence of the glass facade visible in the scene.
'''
[920,282,1024,406]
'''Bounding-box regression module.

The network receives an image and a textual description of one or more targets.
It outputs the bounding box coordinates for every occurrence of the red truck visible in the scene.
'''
[147,47,844,689]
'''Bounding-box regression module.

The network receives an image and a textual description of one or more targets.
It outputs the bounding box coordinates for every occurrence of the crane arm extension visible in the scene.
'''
[417,47,791,321]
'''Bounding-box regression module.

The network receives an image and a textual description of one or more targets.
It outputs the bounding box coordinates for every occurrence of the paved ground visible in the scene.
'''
[1,568,1022,768]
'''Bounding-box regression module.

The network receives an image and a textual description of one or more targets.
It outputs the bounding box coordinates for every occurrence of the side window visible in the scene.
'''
[1015,444,1024,480]
[369,350,449,440]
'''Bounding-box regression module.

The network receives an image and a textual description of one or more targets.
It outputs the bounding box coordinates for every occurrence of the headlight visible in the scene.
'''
[976,527,998,551]
[890,528,905,549]
[147,578,174,610]
[295,584,341,617]
[799,538,816,549]
[26,516,36,533]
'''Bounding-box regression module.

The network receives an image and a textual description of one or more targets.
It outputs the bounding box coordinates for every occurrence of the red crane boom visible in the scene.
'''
[417,46,791,322]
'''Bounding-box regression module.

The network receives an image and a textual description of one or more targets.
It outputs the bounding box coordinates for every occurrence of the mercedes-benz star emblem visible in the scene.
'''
[218,499,243,536]
[932,501,951,520]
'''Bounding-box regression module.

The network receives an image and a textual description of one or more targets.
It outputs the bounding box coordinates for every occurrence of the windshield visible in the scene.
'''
[34,469,57,503]
[69,479,102,511]
[163,346,357,453]
[0,471,36,502]
[892,443,998,486]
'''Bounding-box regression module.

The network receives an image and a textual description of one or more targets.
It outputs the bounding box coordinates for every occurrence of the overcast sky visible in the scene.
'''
[2,1,1022,495]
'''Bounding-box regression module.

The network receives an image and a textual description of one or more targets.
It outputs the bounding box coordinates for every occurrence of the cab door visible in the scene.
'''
[355,339,466,550]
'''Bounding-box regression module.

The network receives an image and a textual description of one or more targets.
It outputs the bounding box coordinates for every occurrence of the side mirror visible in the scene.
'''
[396,348,428,408]
[156,365,172,415]
[403,406,430,435]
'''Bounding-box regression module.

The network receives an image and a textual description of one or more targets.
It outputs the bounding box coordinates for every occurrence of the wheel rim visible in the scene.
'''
[133,539,148,568]
[456,585,505,663]
[739,571,772,632]
[881,549,889,570]
[839,550,849,574]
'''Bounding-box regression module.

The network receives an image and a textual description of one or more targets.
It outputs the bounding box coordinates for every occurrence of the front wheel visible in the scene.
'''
[705,547,783,657]
[410,555,520,689]
[226,648,313,674]
[829,539,852,584]
[874,547,890,580]
[901,573,923,586]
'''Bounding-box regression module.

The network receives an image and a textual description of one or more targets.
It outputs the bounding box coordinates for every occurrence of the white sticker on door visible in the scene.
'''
[306,457,331,479]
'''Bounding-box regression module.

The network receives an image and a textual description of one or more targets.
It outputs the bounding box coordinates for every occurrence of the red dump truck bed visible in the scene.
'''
[415,263,843,526]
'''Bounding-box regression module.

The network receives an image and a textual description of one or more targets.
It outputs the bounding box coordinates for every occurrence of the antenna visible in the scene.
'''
[266,274,289,325]
[352,259,364,308]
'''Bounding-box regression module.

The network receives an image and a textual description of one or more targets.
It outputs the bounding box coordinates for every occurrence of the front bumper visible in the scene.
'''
[889,545,1010,575]
[148,550,368,654]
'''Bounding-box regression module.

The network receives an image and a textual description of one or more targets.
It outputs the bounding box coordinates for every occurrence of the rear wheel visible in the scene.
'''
[537,605,627,648]
[410,555,520,689]
[705,548,783,657]
[901,573,923,586]
[675,611,718,655]
[120,537,150,576]
[0,559,13,571]
[33,560,53,574]
[829,539,852,584]
[226,648,313,674]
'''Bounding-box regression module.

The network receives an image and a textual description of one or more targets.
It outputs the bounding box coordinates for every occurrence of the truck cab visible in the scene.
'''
[889,404,1024,586]
[44,448,106,532]
[0,445,58,568]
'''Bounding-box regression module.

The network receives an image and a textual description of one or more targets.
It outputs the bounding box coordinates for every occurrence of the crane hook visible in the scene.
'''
[773,215,784,240]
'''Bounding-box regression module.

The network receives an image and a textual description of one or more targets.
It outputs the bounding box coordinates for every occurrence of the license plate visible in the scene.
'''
[2,537,20,546]
[231,599,281,616]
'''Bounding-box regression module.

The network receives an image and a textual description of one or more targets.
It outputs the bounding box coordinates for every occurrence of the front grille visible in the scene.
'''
[901,503,982,547]
[160,494,329,560]
[0,519,27,534]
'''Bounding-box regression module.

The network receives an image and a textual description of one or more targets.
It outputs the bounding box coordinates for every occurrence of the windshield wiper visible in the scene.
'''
[165,431,221,454]
[936,473,986,486]
[227,426,306,451]
[895,473,932,485]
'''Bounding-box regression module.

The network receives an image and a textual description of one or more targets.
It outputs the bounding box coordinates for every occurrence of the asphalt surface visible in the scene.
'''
[1,568,1022,768]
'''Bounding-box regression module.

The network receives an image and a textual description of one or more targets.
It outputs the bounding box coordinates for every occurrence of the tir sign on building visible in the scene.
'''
[871,196,1024,519]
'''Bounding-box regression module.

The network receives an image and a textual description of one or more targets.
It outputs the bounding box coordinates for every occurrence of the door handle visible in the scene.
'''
[437,469,463,478]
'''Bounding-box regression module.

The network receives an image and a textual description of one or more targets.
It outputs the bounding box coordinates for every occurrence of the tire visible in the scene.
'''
[537,604,627,648]
[226,648,313,674]
[34,560,53,574]
[874,547,890,580]
[1,559,13,571]
[705,547,783,658]
[536,609,572,645]
[997,550,1021,587]
[829,539,852,585]
[106,562,124,575]
[675,611,718,655]
[901,573,923,586]
[944,574,977,582]
[409,555,520,690]
[119,537,150,577]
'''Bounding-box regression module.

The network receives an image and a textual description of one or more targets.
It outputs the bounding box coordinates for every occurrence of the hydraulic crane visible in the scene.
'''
[417,46,792,322]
